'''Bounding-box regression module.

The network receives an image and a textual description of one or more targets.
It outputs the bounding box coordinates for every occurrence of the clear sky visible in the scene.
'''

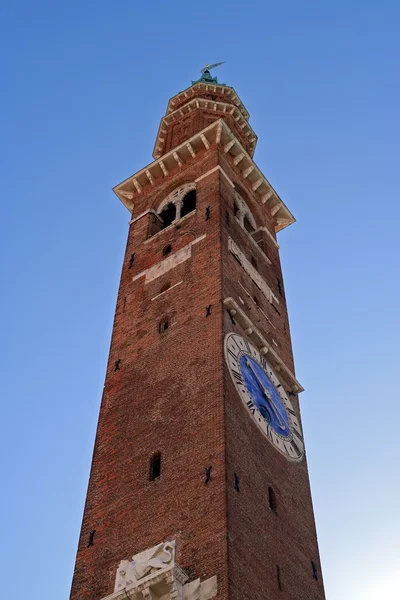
[1,1,399,599]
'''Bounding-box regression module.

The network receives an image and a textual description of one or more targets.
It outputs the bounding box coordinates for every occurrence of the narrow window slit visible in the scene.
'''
[87,529,96,548]
[268,486,277,512]
[276,565,282,591]
[312,561,318,580]
[149,453,161,481]
[204,465,212,484]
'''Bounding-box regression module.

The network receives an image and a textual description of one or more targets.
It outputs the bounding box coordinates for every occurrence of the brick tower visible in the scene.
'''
[69,67,326,600]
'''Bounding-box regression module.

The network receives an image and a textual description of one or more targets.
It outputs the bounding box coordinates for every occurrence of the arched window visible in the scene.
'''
[244,214,256,233]
[149,453,161,480]
[233,187,257,232]
[155,183,196,232]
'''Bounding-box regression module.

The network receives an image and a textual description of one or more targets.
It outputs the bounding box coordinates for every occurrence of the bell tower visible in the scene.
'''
[69,67,326,600]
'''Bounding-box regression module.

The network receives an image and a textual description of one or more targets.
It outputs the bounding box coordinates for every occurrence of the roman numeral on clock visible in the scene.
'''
[291,439,302,457]
[228,348,239,361]
[283,443,291,456]
[231,368,244,385]
[230,338,241,352]
[293,427,303,442]
[246,399,256,415]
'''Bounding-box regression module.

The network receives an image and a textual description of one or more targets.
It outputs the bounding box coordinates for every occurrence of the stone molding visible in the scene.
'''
[112,119,295,233]
[228,237,278,304]
[194,165,234,188]
[166,81,250,120]
[133,234,207,284]
[223,296,304,394]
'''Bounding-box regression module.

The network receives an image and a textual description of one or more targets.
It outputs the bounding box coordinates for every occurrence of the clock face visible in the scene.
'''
[225,332,304,461]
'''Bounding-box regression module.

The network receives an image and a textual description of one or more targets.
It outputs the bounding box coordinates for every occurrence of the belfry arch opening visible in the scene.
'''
[159,202,176,229]
[150,184,197,236]
[180,189,196,218]
[233,187,257,232]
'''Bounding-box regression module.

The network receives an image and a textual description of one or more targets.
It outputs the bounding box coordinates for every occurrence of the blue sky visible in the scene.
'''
[1,1,399,598]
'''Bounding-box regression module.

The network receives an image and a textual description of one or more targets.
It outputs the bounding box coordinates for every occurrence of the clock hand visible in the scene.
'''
[245,358,273,420]
[245,359,286,430]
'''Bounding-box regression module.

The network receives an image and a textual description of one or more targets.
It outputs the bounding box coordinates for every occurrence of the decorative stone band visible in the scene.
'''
[223,296,304,394]
[100,540,217,600]
[132,234,207,284]
[166,81,250,120]
[112,119,294,233]
[228,237,278,305]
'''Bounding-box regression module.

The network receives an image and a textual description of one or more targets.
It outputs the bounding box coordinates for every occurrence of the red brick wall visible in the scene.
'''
[70,154,230,600]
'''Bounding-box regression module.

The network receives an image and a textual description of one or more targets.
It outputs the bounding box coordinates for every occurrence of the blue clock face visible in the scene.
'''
[240,355,291,438]
[225,333,304,461]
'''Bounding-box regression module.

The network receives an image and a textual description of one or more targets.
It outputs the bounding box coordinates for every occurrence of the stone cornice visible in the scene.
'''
[166,81,250,120]
[113,119,295,233]
[223,297,304,394]
[153,97,257,159]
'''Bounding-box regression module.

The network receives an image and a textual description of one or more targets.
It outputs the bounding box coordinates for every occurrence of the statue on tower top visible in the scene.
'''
[192,62,226,85]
